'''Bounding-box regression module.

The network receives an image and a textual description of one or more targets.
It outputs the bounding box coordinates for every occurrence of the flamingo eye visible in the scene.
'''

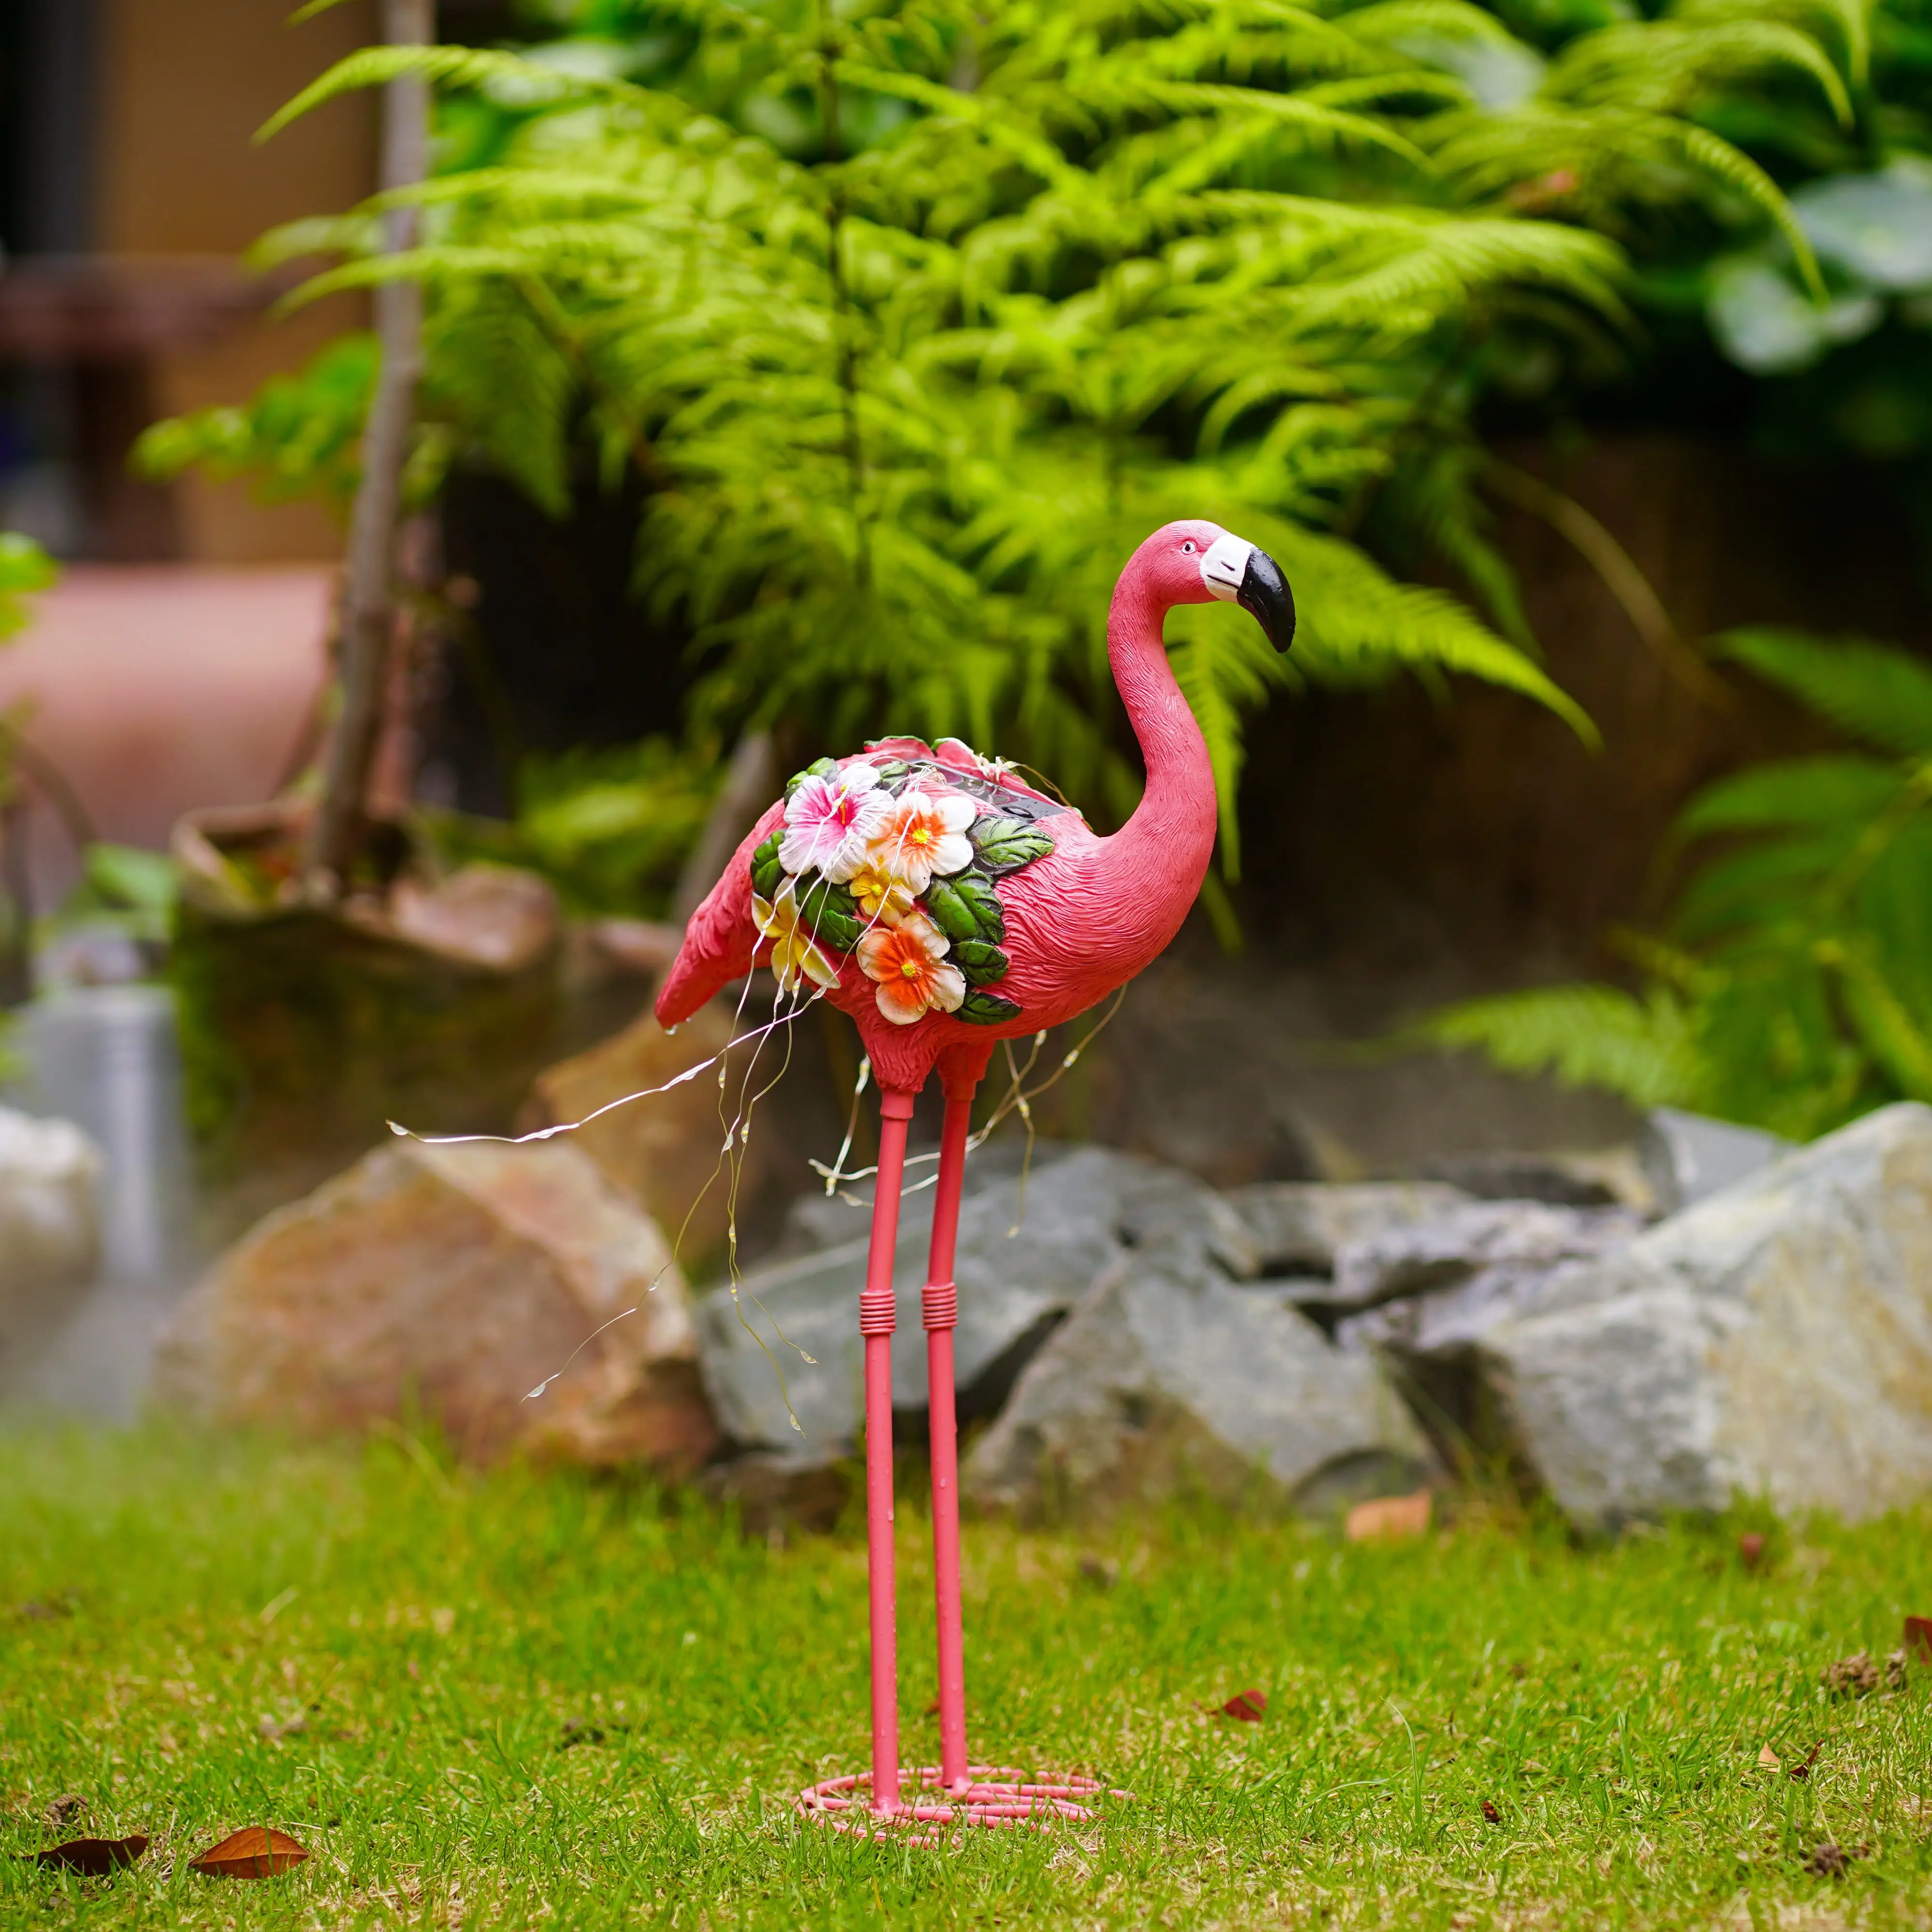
[1181,540,1196,554]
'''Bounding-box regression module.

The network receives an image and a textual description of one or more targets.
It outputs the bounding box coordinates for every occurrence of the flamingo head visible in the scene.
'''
[1138,519,1296,653]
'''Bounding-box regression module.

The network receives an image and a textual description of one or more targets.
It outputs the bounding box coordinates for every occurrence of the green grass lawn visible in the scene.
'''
[2,1425,1929,1929]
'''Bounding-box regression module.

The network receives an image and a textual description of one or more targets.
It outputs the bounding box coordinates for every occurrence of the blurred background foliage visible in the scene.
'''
[1419,632,1932,1139]
[0,530,56,643]
[135,0,1932,1134]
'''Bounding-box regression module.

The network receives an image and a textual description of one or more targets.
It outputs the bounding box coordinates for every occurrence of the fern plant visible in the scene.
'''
[1414,629,1932,1140]
[146,0,1857,888]
[427,735,718,916]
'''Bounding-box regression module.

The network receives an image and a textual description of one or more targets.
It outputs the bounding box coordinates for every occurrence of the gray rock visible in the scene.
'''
[1418,1150,1632,1209]
[1218,1180,1471,1278]
[770,1137,1074,1259]
[1477,1103,1932,1527]
[1641,1107,1790,1216]
[963,1249,1435,1523]
[1334,1202,1644,1321]
[12,987,190,1279]
[1338,1253,1614,1360]
[697,1146,1208,1451]
[0,1106,100,1297]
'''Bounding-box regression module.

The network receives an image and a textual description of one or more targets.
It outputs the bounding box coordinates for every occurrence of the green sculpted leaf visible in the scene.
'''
[958,988,1023,1026]
[749,832,784,900]
[783,756,839,804]
[952,874,1007,943]
[874,760,910,788]
[953,938,1009,987]
[795,872,861,953]
[969,815,1055,876]
[924,870,1005,946]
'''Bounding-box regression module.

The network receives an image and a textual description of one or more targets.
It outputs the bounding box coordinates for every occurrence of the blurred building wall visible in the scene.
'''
[95,0,376,562]
[0,0,377,563]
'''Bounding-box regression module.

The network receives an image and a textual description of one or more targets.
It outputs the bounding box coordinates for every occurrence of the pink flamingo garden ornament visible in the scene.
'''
[657,521,1295,1834]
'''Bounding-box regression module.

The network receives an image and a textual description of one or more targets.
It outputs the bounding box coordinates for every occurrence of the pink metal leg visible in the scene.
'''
[796,1062,1130,1844]
[862,1087,917,1815]
[924,1092,974,1794]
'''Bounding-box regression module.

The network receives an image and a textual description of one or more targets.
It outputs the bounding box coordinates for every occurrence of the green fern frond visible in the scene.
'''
[1405,982,1709,1110]
[1714,629,1932,758]
[1674,0,1871,87]
[1817,937,1932,1103]
[1674,753,1903,838]
[256,44,672,144]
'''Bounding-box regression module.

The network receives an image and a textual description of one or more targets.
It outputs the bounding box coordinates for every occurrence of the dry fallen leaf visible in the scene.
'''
[1804,1841,1870,1878]
[1738,1532,1767,1571]
[36,1835,148,1876]
[1757,1744,1781,1770]
[1789,1742,1822,1781]
[1344,1491,1432,1543]
[1480,1799,1502,1823]
[1822,1651,1880,1698]
[1905,1616,1932,1665]
[1212,1687,1267,1723]
[188,1827,309,1879]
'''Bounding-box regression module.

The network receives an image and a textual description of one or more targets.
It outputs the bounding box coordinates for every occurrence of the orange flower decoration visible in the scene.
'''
[855,909,966,1025]
[867,791,977,895]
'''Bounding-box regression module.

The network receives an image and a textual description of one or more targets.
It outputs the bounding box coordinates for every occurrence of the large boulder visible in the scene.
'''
[697,1146,1207,1451]
[1333,1201,1643,1345]
[521,1003,763,1272]
[1328,1199,1642,1315]
[157,1136,717,1472]
[0,1106,100,1294]
[1217,1180,1472,1299]
[963,1240,1435,1524]
[1476,1103,1932,1527]
[1639,1107,1790,1215]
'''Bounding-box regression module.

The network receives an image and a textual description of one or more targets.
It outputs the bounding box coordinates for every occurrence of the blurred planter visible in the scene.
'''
[169,800,566,1227]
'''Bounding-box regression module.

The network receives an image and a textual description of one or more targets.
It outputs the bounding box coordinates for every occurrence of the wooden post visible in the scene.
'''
[307,0,433,890]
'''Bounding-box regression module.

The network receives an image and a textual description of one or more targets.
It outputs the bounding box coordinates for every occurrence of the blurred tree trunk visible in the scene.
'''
[307,0,432,890]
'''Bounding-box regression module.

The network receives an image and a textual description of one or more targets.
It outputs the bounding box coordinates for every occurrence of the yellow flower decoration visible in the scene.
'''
[845,860,919,929]
[752,878,841,996]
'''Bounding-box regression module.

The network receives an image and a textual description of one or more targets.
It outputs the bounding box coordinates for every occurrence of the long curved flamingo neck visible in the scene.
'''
[1100,549,1218,899]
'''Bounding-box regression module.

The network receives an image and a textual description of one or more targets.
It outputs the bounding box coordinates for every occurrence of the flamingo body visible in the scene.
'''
[656,520,1295,1096]
[655,520,1293,1818]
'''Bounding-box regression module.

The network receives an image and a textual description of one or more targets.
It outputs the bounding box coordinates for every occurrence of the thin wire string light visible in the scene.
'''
[392,758,1123,1434]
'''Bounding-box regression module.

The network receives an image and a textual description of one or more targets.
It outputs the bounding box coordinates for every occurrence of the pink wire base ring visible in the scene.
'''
[796,1764,1131,1847]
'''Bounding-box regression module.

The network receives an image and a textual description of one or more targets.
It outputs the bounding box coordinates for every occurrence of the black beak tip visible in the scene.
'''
[1237,548,1295,653]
